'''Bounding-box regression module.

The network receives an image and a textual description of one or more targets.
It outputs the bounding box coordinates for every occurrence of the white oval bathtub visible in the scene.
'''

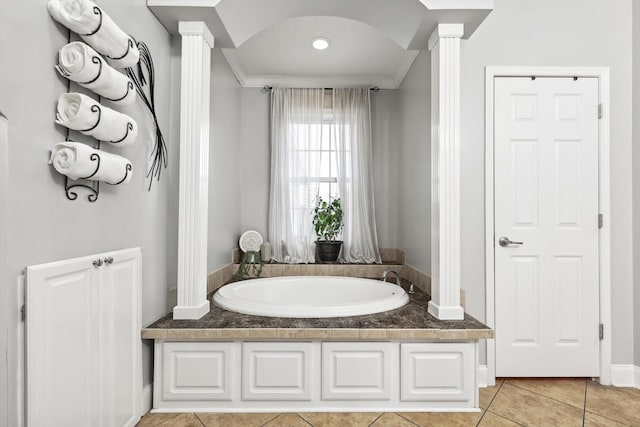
[213,276,410,318]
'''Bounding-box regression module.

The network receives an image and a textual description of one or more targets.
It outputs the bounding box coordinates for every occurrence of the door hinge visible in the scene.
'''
[598,213,604,229]
[598,104,603,119]
[21,304,25,322]
[599,323,604,340]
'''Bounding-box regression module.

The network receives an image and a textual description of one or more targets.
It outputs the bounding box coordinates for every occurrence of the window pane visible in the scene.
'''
[330,151,338,177]
[319,151,330,177]
[321,124,330,151]
[308,124,322,150]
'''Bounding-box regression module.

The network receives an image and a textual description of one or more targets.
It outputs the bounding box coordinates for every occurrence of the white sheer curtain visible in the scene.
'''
[332,88,381,263]
[269,88,324,263]
[269,87,381,264]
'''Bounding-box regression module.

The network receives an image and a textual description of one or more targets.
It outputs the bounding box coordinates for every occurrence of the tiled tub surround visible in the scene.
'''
[143,285,492,413]
[206,248,431,296]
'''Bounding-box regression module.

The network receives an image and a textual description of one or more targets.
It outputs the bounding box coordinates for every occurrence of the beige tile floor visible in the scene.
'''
[137,378,640,426]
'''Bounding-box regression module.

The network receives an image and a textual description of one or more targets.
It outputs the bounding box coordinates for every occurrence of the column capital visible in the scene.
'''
[428,23,464,51]
[179,21,214,48]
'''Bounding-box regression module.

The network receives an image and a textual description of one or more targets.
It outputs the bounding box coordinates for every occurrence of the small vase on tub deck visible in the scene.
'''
[313,196,343,263]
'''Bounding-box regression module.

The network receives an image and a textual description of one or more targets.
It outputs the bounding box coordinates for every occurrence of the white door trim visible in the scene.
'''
[484,66,611,385]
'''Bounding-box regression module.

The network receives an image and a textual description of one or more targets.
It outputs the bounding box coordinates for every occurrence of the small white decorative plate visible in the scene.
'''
[239,230,263,252]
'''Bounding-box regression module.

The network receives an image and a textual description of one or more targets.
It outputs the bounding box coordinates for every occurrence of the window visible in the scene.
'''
[289,112,343,206]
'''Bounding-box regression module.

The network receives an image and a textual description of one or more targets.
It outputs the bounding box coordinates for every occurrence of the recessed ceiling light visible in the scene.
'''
[312,37,330,50]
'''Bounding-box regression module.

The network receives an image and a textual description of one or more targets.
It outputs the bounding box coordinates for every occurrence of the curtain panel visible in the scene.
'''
[269,88,324,263]
[268,87,381,264]
[332,88,381,263]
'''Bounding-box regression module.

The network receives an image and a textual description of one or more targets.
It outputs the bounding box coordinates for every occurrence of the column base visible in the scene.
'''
[173,300,210,320]
[428,301,464,320]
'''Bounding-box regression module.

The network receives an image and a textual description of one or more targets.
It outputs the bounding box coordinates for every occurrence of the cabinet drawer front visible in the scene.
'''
[401,342,475,402]
[322,342,395,401]
[242,342,314,401]
[163,342,234,401]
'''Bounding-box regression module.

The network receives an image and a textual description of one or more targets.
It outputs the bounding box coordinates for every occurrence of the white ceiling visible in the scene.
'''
[148,0,493,88]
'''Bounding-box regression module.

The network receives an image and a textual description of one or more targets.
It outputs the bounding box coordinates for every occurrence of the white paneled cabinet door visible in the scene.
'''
[243,342,313,401]
[494,77,600,377]
[26,248,142,427]
[26,257,97,427]
[322,342,394,401]
[400,343,474,403]
[99,249,142,427]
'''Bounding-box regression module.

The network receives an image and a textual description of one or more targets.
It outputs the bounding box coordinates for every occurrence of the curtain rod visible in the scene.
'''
[261,85,380,93]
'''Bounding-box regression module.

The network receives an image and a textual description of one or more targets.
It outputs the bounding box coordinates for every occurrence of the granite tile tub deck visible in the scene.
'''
[142,283,492,341]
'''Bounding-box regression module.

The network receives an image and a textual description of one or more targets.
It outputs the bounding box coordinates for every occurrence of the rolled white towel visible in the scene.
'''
[56,93,138,146]
[56,42,136,105]
[49,142,132,185]
[47,0,139,68]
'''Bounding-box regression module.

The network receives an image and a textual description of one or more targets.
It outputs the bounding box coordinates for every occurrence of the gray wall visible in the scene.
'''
[237,88,401,249]
[633,0,640,368]
[371,90,400,248]
[397,51,431,274]
[0,1,178,425]
[239,88,271,237]
[459,0,633,362]
[208,49,243,270]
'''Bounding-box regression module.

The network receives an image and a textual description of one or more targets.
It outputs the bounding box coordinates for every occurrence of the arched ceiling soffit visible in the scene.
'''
[215,0,426,50]
[146,0,493,87]
[221,15,418,86]
[147,0,493,50]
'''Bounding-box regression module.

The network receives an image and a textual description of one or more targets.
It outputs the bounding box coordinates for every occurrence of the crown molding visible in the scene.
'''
[221,49,415,89]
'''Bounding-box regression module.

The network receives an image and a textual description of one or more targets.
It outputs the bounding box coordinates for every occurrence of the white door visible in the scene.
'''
[494,77,600,377]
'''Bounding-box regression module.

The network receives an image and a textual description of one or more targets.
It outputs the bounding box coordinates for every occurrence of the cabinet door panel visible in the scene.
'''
[322,342,395,401]
[401,342,475,403]
[27,258,98,427]
[99,248,142,426]
[163,342,234,401]
[242,342,313,401]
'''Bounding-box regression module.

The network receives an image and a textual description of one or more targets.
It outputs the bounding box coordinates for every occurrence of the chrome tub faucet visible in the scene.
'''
[382,269,415,294]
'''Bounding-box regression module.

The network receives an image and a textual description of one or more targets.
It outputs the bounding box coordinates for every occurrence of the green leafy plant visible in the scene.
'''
[233,251,263,280]
[313,196,343,241]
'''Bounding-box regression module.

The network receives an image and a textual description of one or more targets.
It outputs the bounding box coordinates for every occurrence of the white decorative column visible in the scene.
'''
[173,21,213,320]
[427,24,465,321]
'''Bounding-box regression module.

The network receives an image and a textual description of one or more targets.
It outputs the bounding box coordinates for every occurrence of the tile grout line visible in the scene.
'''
[193,413,206,427]
[295,413,313,427]
[394,412,420,426]
[505,379,588,411]
[298,413,314,427]
[260,413,285,427]
[475,379,505,426]
[585,382,640,426]
[583,410,634,427]
[367,412,385,427]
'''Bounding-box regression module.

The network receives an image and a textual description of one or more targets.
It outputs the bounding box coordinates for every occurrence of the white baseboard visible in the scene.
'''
[142,383,153,415]
[478,365,488,388]
[610,364,640,388]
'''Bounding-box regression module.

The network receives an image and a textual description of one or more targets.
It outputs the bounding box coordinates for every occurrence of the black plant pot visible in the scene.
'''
[315,240,343,263]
